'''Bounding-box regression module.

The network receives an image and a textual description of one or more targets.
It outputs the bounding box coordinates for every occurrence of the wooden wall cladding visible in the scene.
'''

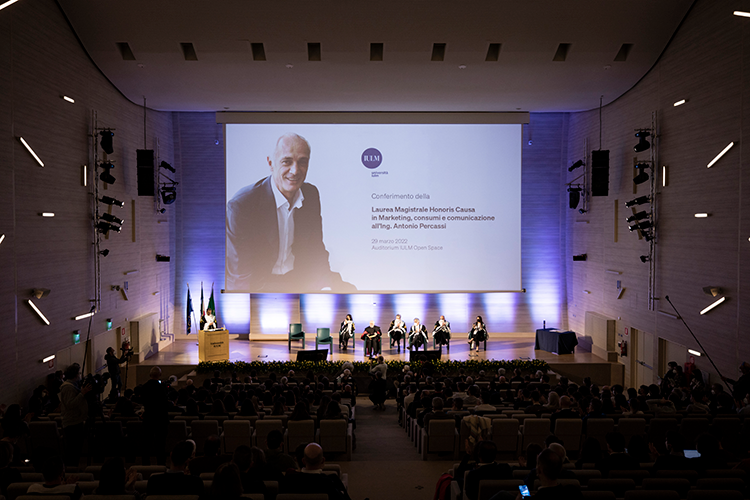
[564,0,750,381]
[0,1,175,405]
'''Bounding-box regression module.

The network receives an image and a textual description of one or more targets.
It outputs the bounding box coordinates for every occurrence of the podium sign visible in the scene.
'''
[199,329,229,362]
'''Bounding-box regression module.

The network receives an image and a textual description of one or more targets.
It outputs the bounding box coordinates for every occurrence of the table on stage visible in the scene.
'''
[535,328,578,355]
[199,328,229,362]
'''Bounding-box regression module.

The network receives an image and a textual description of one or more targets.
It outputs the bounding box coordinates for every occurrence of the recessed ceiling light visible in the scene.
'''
[694,213,709,218]
[41,212,55,217]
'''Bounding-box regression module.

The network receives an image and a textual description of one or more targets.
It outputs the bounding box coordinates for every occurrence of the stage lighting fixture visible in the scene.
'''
[568,187,581,209]
[626,211,650,223]
[633,163,650,185]
[625,195,651,208]
[32,288,51,299]
[629,220,653,232]
[96,221,121,234]
[99,162,116,184]
[160,185,177,205]
[160,161,176,173]
[100,213,124,226]
[568,159,584,172]
[99,249,109,257]
[634,130,651,152]
[99,130,114,154]
[702,286,721,297]
[99,196,124,208]
[643,231,654,242]
[639,255,650,263]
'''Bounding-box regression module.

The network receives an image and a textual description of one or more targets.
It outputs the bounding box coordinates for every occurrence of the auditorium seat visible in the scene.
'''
[166,420,189,452]
[286,419,315,452]
[85,496,138,500]
[641,478,691,498]
[585,418,614,449]
[521,418,551,449]
[223,419,253,454]
[679,418,710,449]
[315,328,333,354]
[608,470,650,485]
[317,420,353,461]
[570,469,602,485]
[581,492,616,500]
[687,491,743,500]
[254,419,284,449]
[654,470,698,485]
[554,418,583,453]
[28,421,62,455]
[624,491,680,500]
[491,418,520,454]
[132,465,167,479]
[647,418,678,445]
[695,477,747,494]
[587,478,637,498]
[190,419,221,454]
[476,479,523,500]
[617,418,646,446]
[421,419,458,461]
[276,494,329,500]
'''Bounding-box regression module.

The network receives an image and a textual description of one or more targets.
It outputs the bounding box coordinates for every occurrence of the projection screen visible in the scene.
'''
[222,113,525,294]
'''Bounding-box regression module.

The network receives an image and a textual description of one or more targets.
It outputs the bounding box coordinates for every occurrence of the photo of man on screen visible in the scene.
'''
[226,132,354,292]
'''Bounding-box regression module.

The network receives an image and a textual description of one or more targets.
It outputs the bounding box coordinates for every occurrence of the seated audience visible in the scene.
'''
[465,441,512,500]
[281,443,351,500]
[26,456,83,500]
[651,430,691,472]
[189,434,230,476]
[596,432,640,477]
[146,440,204,497]
[95,456,139,499]
[212,462,243,500]
[265,430,297,475]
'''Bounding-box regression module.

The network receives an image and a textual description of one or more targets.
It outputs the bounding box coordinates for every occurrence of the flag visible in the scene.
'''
[186,286,194,334]
[207,283,216,319]
[200,282,206,330]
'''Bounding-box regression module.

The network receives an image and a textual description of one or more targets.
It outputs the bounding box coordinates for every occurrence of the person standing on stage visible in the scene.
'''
[339,314,354,350]
[468,315,488,355]
[409,318,428,351]
[388,314,407,352]
[362,321,382,359]
[432,315,451,348]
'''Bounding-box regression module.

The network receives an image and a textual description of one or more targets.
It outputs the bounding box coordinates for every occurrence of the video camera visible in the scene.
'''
[121,339,134,357]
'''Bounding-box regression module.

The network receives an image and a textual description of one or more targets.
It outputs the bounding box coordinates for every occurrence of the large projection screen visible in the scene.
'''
[221,113,525,294]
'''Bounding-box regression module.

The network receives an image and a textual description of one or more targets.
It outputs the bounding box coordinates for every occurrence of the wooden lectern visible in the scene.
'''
[198,329,229,362]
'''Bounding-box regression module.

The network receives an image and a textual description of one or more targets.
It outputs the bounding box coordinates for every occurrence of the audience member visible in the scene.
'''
[95,457,139,499]
[281,443,351,500]
[265,430,298,475]
[651,430,691,472]
[464,441,512,500]
[146,440,204,497]
[596,432,640,477]
[26,455,83,500]
[211,462,243,500]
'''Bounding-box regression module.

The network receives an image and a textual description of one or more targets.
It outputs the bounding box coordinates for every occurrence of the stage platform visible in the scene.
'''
[129,332,623,388]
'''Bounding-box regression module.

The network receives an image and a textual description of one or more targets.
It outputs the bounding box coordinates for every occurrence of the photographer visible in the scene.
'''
[60,363,91,467]
[105,345,130,400]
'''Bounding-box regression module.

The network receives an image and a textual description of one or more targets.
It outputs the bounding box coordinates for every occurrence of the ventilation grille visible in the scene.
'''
[553,43,571,62]
[370,43,384,62]
[431,43,446,62]
[307,42,321,61]
[180,43,198,61]
[485,43,502,62]
[614,43,633,62]
[251,43,266,61]
[116,42,136,61]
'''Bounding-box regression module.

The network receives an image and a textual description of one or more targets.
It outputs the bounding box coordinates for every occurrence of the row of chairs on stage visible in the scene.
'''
[288,323,487,354]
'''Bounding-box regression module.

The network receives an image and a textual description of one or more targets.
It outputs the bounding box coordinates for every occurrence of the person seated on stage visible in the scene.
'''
[388,314,407,351]
[361,321,382,358]
[467,315,488,355]
[281,443,351,500]
[409,318,428,351]
[433,316,451,347]
[339,314,354,350]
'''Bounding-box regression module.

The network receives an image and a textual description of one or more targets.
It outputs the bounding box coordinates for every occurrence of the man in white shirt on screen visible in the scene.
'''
[226,133,354,292]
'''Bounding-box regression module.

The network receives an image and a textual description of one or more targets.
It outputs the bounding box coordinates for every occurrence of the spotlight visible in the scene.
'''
[625,195,651,208]
[633,163,650,185]
[96,221,122,234]
[626,211,650,223]
[99,249,110,257]
[99,130,114,154]
[32,288,51,299]
[160,185,177,205]
[639,255,650,263]
[634,130,651,152]
[568,160,584,172]
[629,220,653,232]
[99,162,116,185]
[642,231,654,242]
[702,286,721,297]
[160,161,176,173]
[100,196,124,208]
[568,187,581,209]
[100,213,124,226]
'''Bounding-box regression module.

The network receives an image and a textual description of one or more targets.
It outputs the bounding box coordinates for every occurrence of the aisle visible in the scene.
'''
[338,397,455,500]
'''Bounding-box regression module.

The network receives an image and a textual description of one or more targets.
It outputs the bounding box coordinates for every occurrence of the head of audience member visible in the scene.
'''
[97,457,130,495]
[559,395,572,409]
[476,441,498,464]
[537,448,563,485]
[605,432,627,454]
[452,398,464,411]
[545,435,564,448]
[530,390,541,403]
[232,445,252,473]
[523,443,544,470]
[150,366,162,380]
[266,430,284,452]
[431,397,444,413]
[212,462,243,500]
[578,437,602,465]
[302,443,326,471]
[41,456,67,485]
[170,440,196,472]
[665,430,685,455]
[546,391,560,408]
[203,434,222,458]
[587,398,603,415]
[249,446,266,470]
[63,363,81,382]
[548,443,567,463]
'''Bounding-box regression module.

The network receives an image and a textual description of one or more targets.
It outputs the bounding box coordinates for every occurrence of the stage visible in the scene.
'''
[130,332,622,388]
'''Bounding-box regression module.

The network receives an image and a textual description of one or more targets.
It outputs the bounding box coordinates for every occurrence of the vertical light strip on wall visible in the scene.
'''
[18,137,44,167]
[662,166,667,187]
[82,165,87,187]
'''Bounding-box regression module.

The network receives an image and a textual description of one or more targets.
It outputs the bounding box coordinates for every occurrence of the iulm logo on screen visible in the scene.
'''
[362,148,387,177]
[361,148,382,168]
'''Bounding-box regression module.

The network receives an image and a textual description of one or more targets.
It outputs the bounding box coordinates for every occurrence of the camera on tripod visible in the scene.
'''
[121,339,134,357]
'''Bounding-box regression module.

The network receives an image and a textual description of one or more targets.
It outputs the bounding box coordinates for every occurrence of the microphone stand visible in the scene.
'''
[665,295,730,391]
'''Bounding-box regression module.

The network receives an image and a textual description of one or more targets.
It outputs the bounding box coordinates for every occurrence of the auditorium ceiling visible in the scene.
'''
[57,0,694,113]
